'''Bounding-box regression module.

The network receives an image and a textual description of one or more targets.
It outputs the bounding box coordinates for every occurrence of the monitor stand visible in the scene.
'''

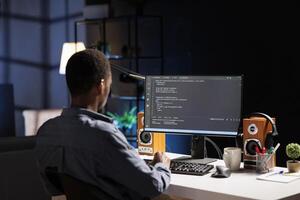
[172,135,217,164]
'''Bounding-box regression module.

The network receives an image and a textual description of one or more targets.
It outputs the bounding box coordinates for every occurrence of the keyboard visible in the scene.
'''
[144,159,214,176]
[170,160,214,176]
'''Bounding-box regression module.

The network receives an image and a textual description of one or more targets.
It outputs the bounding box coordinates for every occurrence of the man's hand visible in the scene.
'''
[151,152,171,169]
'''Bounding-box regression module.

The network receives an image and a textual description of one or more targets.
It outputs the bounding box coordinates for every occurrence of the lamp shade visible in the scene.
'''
[59,42,86,74]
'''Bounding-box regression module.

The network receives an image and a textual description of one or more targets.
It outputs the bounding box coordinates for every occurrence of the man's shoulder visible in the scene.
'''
[38,116,61,130]
[78,114,117,135]
[37,113,117,138]
[35,116,63,137]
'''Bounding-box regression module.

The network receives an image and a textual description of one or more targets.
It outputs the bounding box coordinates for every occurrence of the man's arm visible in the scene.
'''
[99,131,171,198]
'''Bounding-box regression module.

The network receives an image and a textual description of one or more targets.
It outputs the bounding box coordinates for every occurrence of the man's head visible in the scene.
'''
[66,49,112,109]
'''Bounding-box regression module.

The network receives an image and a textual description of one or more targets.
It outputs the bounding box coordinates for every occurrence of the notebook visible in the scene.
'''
[256,170,300,183]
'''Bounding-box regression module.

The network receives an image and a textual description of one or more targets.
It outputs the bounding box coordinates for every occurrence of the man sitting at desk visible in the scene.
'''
[35,49,171,200]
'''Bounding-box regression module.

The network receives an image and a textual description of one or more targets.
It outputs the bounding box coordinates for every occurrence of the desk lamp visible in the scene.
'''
[59,42,144,81]
[59,42,86,75]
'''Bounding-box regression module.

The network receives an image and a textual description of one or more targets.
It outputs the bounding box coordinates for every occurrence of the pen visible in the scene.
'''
[271,143,280,154]
[262,147,266,154]
[255,146,261,154]
[267,147,274,154]
[266,170,284,177]
[264,143,281,163]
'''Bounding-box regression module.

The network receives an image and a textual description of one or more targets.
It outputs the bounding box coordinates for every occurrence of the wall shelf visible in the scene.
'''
[74,15,164,147]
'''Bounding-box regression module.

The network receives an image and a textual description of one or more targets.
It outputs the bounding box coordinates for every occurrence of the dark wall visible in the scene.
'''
[191,1,300,166]
[0,0,82,135]
[135,0,300,166]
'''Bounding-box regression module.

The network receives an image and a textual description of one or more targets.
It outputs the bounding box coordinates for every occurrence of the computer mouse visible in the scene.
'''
[211,165,231,178]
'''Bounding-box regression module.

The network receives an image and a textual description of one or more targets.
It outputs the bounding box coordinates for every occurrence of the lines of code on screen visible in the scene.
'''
[144,76,242,136]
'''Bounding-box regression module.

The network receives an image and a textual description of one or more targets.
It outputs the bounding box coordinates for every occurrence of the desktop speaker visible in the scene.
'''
[243,112,278,169]
[137,112,166,155]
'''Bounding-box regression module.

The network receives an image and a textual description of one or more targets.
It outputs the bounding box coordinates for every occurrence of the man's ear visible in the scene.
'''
[96,79,105,94]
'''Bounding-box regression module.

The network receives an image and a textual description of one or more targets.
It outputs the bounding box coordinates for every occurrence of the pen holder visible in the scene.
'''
[256,153,276,173]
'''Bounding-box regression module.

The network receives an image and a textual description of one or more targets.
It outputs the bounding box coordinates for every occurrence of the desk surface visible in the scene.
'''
[141,152,300,200]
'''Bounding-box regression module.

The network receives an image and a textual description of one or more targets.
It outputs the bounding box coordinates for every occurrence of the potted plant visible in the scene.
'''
[286,143,300,173]
[107,107,137,135]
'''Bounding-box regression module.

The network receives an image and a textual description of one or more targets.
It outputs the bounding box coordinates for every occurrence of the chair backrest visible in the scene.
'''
[45,168,114,200]
[0,136,36,153]
[0,150,51,200]
[22,109,62,136]
[61,174,101,200]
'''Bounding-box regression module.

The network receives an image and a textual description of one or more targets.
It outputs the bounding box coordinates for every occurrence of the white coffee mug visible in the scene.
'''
[223,147,241,171]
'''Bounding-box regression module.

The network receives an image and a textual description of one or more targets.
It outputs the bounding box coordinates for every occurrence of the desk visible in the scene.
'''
[141,152,300,200]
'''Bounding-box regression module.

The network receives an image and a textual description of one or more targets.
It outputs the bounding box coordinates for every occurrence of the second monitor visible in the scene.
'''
[144,75,242,163]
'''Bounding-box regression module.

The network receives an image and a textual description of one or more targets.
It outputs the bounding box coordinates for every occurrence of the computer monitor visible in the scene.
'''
[144,75,242,164]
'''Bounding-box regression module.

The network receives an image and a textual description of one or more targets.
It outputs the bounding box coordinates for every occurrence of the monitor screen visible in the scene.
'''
[144,76,242,136]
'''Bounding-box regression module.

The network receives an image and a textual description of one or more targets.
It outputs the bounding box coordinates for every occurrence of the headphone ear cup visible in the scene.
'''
[265,133,274,149]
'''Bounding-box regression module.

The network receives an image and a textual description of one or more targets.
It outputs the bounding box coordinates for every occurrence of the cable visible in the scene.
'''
[205,137,223,159]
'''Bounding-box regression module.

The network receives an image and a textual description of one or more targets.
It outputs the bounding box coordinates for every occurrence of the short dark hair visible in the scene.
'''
[65,49,111,96]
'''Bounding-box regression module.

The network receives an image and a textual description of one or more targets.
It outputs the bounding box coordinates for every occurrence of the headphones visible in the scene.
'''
[248,112,278,149]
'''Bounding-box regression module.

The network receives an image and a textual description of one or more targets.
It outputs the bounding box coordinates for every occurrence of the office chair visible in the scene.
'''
[0,150,51,200]
[45,167,114,200]
[0,136,36,153]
